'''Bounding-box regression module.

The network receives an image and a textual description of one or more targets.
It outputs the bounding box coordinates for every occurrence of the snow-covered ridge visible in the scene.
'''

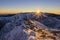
[0,12,60,40]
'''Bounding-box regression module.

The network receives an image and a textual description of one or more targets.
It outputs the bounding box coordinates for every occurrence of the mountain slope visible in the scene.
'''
[0,12,60,40]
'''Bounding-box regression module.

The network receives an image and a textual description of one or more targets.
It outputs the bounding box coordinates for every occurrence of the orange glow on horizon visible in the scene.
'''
[0,9,60,14]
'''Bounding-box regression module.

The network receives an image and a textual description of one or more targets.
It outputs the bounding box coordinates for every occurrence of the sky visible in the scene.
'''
[0,0,60,14]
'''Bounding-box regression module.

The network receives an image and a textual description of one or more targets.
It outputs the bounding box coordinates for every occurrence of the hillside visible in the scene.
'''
[0,12,60,40]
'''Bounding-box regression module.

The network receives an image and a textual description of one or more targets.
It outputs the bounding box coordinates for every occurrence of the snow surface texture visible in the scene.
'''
[0,12,60,40]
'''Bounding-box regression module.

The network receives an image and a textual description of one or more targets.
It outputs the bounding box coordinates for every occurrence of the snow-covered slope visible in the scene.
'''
[0,12,60,40]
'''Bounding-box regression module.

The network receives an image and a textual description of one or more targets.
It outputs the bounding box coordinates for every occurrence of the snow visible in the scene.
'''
[0,12,60,40]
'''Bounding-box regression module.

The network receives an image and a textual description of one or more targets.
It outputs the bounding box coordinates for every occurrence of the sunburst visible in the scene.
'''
[35,10,40,15]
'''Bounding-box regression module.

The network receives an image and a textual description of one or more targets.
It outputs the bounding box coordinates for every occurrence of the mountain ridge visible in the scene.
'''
[0,12,60,40]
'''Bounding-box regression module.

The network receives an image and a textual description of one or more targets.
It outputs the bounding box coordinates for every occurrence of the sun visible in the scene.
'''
[35,10,40,15]
[36,10,40,13]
